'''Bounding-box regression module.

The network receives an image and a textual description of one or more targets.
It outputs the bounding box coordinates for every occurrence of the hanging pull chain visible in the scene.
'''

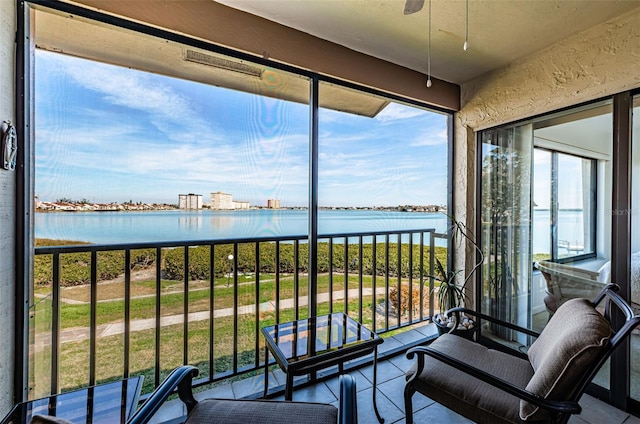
[463,0,469,51]
[426,0,432,87]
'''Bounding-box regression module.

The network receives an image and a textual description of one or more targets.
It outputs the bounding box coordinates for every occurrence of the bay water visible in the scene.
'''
[34,209,449,245]
[35,209,584,254]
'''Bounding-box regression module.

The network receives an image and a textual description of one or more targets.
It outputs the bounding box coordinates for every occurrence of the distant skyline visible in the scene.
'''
[35,50,448,208]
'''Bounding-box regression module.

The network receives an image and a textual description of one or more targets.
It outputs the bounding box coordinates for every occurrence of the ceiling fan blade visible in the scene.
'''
[404,0,425,15]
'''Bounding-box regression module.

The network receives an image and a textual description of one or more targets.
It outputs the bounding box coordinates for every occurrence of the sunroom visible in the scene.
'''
[1,1,640,423]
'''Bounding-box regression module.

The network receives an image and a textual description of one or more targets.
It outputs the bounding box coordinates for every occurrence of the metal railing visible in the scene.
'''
[31,229,445,398]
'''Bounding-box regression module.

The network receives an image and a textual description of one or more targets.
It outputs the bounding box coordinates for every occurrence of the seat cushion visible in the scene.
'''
[523,297,611,420]
[406,334,534,424]
[185,398,338,424]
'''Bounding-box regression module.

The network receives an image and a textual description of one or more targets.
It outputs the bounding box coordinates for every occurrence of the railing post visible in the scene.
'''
[372,236,377,333]
[344,237,348,314]
[210,244,215,381]
[358,236,363,323]
[232,243,238,374]
[385,234,390,331]
[408,233,414,324]
[50,253,60,395]
[89,251,98,387]
[155,247,162,388]
[124,249,131,378]
[183,246,189,365]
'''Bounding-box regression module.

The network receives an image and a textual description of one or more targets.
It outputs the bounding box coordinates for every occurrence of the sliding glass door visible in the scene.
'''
[479,125,532,341]
[478,96,640,406]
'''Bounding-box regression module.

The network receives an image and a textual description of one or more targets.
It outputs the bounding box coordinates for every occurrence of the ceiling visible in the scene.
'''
[35,9,391,117]
[215,0,640,85]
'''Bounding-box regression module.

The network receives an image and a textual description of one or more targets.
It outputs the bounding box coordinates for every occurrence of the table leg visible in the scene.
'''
[263,346,269,398]
[372,346,384,423]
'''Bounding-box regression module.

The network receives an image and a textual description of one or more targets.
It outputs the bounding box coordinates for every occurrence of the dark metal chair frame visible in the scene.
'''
[128,365,358,424]
[404,283,640,424]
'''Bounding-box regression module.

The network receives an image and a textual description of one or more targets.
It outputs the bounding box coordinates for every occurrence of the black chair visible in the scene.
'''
[129,365,358,424]
[404,283,640,424]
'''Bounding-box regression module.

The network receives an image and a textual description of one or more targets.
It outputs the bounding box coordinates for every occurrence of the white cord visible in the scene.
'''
[463,0,469,51]
[427,0,432,87]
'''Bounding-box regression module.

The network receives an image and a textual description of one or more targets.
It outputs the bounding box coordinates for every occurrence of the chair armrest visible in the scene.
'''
[127,366,199,424]
[406,346,581,415]
[338,374,358,424]
[445,307,540,338]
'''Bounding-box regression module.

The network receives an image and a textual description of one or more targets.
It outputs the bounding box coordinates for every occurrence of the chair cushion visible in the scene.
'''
[406,334,534,424]
[185,398,338,424]
[523,298,611,420]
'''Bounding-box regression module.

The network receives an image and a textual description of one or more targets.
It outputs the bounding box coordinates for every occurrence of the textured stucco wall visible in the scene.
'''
[0,0,16,416]
[454,7,640,307]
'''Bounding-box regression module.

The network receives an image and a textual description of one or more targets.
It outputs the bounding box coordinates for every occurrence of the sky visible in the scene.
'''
[533,148,588,210]
[35,50,449,208]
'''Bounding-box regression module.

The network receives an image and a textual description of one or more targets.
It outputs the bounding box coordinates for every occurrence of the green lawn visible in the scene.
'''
[31,264,436,396]
[36,272,432,329]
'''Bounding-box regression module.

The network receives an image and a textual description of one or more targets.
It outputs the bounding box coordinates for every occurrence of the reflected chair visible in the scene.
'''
[535,260,605,316]
[128,366,357,424]
[404,283,640,424]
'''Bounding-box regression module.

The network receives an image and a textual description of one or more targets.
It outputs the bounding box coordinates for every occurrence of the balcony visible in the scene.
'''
[28,229,640,423]
[31,229,443,400]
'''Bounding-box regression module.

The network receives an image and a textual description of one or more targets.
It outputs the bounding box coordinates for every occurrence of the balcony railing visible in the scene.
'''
[30,229,445,399]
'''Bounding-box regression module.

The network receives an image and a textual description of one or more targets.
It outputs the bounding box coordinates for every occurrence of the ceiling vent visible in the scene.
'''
[185,50,264,78]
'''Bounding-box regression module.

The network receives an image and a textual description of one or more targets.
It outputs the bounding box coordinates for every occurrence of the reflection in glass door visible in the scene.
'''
[479,125,532,343]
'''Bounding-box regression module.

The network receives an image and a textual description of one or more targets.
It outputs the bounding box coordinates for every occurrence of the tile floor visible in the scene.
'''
[150,323,640,424]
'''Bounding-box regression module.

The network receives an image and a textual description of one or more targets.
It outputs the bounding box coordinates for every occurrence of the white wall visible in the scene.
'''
[0,0,16,416]
[454,7,640,308]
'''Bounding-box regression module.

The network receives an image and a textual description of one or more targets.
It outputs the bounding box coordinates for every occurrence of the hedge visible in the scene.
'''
[34,239,447,287]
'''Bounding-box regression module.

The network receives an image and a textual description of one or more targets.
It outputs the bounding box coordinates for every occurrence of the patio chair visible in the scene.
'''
[535,260,605,316]
[128,365,357,424]
[404,283,640,424]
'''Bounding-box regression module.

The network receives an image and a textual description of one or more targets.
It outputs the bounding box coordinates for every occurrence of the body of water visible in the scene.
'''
[35,209,586,253]
[35,209,449,244]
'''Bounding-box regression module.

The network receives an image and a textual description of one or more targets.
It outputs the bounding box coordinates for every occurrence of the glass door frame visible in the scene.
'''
[475,90,639,414]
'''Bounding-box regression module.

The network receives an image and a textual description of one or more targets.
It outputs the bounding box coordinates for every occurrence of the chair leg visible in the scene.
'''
[404,383,415,424]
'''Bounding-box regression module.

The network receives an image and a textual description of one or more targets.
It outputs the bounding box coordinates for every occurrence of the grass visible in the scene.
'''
[37,272,429,330]
[33,293,399,396]
[31,261,436,397]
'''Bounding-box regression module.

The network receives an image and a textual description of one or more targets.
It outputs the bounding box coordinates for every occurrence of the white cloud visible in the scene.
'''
[410,128,448,147]
[43,51,217,145]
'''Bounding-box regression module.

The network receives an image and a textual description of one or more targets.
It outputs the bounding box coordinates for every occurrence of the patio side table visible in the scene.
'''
[262,312,384,423]
[2,376,143,424]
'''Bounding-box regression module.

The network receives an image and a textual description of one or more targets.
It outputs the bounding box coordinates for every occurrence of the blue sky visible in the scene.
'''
[533,149,587,210]
[35,50,448,208]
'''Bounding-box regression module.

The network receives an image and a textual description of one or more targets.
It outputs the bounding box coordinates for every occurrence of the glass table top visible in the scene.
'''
[261,313,381,363]
[2,377,143,424]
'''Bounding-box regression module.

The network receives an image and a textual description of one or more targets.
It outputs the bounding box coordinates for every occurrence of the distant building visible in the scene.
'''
[210,191,251,210]
[267,199,281,209]
[178,193,203,210]
[233,201,250,210]
[211,191,234,210]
